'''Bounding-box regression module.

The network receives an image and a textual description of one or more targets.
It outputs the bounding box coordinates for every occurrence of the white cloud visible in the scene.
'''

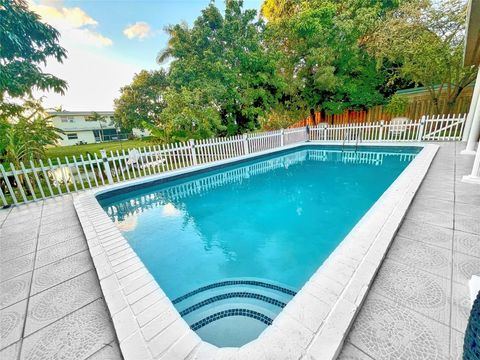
[28,1,140,110]
[123,22,152,40]
[30,4,97,27]
[28,0,113,48]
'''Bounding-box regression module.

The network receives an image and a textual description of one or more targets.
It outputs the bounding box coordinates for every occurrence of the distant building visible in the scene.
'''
[47,111,150,146]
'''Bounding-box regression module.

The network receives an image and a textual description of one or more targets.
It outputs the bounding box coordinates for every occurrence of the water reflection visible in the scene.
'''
[104,148,417,226]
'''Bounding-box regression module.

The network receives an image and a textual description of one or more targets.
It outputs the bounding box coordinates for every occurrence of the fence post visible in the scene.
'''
[100,150,114,185]
[243,134,250,155]
[379,120,384,141]
[280,129,285,147]
[417,116,426,141]
[189,139,198,165]
[305,125,310,142]
[323,124,328,141]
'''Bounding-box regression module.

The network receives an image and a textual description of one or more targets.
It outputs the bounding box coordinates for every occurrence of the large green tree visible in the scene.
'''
[114,70,169,131]
[0,0,67,118]
[367,0,477,113]
[158,0,284,136]
[263,0,394,123]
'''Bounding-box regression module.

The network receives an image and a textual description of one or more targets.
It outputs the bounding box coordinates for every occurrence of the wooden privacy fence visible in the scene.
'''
[292,90,472,127]
[0,114,465,207]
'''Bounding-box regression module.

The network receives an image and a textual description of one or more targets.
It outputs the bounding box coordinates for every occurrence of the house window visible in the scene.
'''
[61,116,74,123]
[67,133,78,140]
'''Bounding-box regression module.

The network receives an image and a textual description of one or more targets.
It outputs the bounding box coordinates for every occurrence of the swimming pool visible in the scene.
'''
[98,145,420,347]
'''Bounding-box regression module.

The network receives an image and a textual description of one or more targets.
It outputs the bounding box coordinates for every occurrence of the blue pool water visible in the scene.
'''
[99,145,420,346]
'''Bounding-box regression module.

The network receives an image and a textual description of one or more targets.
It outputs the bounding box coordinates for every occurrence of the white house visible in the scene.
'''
[48,111,150,146]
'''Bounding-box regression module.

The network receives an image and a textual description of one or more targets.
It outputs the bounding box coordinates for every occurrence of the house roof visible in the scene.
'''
[396,83,475,95]
[464,0,480,66]
[47,111,114,116]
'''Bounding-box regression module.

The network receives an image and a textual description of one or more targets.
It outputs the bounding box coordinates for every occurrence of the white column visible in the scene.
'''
[463,99,480,154]
[462,139,480,184]
[462,71,480,154]
[463,70,480,142]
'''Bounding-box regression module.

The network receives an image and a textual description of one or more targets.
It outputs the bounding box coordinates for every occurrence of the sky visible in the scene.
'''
[29,0,263,111]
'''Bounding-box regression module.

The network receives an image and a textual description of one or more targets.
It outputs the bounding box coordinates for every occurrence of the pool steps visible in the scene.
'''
[173,279,296,346]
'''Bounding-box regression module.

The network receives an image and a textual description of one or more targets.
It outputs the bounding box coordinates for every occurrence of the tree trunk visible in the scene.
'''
[432,97,440,115]
[309,109,315,125]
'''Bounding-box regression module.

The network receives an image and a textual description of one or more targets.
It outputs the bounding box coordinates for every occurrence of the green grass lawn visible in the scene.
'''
[45,138,157,160]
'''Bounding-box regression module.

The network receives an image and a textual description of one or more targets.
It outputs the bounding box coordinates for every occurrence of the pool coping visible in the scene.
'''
[73,141,438,360]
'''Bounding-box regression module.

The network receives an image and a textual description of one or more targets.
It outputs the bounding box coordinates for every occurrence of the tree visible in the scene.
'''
[158,87,226,141]
[1,102,62,167]
[261,0,300,22]
[158,0,284,135]
[0,0,67,119]
[367,0,478,114]
[264,0,389,123]
[114,70,169,131]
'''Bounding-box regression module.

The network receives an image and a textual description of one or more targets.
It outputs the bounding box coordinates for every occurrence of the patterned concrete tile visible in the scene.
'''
[0,227,38,246]
[347,295,450,360]
[39,217,82,237]
[25,270,102,335]
[40,209,78,226]
[20,299,115,360]
[1,238,36,263]
[455,190,480,206]
[0,253,35,283]
[370,260,451,326]
[455,214,480,235]
[409,197,454,215]
[418,182,454,195]
[0,299,27,350]
[455,202,480,219]
[4,209,42,226]
[414,189,454,202]
[37,223,84,250]
[450,329,466,360]
[0,208,10,223]
[386,236,452,279]
[31,250,93,295]
[451,282,472,334]
[1,216,41,231]
[8,203,43,214]
[405,207,453,229]
[0,341,21,360]
[453,230,480,258]
[0,272,32,310]
[86,341,122,360]
[396,219,453,250]
[337,342,373,360]
[452,252,480,284]
[35,235,87,268]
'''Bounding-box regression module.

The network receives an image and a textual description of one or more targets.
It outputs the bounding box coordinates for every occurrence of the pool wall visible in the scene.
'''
[73,142,438,360]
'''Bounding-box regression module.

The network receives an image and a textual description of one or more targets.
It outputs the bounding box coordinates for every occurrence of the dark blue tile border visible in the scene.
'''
[173,280,297,305]
[190,308,273,331]
[180,291,286,317]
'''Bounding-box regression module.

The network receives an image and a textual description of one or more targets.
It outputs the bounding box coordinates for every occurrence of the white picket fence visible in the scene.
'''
[309,113,466,143]
[0,113,465,207]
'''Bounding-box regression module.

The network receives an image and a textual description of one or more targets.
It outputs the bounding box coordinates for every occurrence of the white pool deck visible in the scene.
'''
[0,142,479,360]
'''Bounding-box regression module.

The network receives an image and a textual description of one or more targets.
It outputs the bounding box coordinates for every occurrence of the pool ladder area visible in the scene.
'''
[172,279,297,347]
[342,129,362,153]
